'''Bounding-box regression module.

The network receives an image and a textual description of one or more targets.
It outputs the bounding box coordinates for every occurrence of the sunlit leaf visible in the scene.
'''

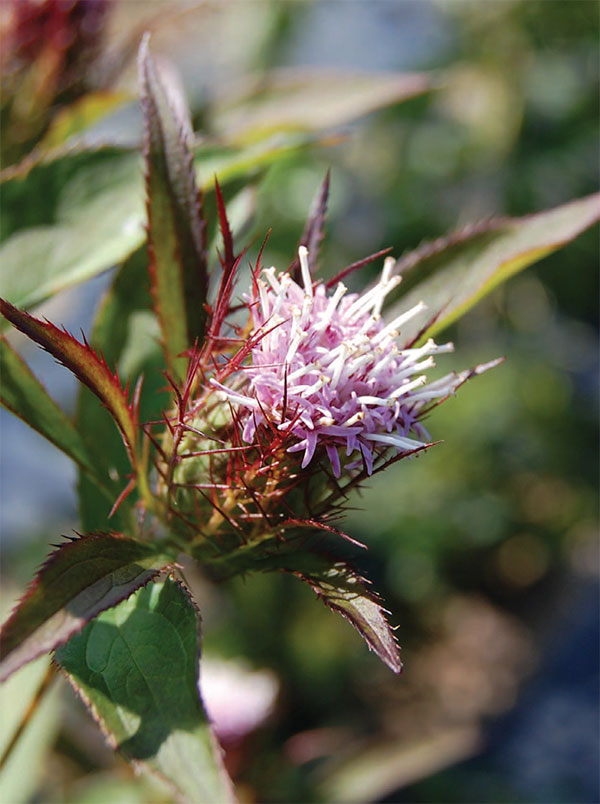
[0,150,144,315]
[0,337,100,482]
[212,69,433,140]
[0,135,322,328]
[390,192,600,344]
[0,534,174,682]
[56,577,236,804]
[0,300,139,464]
[139,37,208,381]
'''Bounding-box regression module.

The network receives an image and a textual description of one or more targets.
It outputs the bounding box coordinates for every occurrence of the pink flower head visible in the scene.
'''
[211,247,480,477]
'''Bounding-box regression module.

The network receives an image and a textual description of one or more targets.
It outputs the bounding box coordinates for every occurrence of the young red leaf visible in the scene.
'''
[0,534,174,683]
[0,299,139,464]
[139,35,207,381]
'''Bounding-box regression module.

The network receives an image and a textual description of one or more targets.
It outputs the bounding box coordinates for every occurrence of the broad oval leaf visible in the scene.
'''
[56,577,236,804]
[212,69,432,140]
[0,534,174,682]
[139,37,208,381]
[0,300,139,464]
[390,192,600,344]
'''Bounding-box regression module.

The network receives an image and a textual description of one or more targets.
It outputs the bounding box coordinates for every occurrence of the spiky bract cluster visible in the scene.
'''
[155,245,488,560]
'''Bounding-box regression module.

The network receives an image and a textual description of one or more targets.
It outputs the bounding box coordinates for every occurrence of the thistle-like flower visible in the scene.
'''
[211,245,477,478]
[156,235,498,568]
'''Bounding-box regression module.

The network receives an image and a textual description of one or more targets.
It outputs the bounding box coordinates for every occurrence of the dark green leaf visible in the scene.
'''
[0,534,174,682]
[139,36,208,381]
[56,577,236,804]
[0,337,100,482]
[390,192,600,344]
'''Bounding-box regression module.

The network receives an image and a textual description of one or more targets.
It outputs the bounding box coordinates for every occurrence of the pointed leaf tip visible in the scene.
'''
[0,299,139,463]
[298,561,402,673]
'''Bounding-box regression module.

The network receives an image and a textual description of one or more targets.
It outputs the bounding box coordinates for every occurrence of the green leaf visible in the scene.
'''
[390,192,600,344]
[0,534,174,682]
[56,577,236,804]
[0,151,145,313]
[0,299,140,464]
[139,37,208,381]
[0,337,100,482]
[212,69,433,140]
[0,135,323,326]
[39,91,132,151]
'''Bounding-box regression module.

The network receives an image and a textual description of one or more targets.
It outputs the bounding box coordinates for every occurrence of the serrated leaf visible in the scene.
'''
[0,337,100,482]
[213,69,433,140]
[0,300,139,464]
[139,37,208,381]
[0,534,174,682]
[76,249,168,532]
[193,539,401,673]
[390,192,600,344]
[296,563,402,674]
[56,577,236,804]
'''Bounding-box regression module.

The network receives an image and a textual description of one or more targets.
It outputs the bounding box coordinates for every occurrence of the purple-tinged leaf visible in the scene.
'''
[56,577,236,804]
[0,299,139,464]
[297,562,402,674]
[0,534,174,682]
[390,192,600,345]
[139,35,207,382]
[290,170,330,281]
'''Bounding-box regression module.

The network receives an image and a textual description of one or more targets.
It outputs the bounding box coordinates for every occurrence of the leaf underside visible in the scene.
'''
[295,561,402,674]
[0,534,173,682]
[56,577,236,804]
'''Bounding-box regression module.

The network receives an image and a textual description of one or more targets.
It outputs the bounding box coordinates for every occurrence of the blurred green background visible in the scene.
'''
[1,1,598,802]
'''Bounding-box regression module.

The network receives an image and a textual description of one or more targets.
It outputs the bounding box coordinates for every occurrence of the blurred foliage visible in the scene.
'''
[0,1,598,803]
